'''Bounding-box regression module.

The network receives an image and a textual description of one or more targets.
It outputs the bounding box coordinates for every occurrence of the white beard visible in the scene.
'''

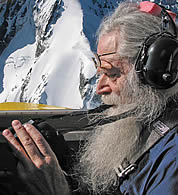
[78,117,144,194]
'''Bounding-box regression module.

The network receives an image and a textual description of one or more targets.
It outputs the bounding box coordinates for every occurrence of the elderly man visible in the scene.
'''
[2,1,178,195]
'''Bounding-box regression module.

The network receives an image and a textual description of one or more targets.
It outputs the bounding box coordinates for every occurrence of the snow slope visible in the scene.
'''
[0,0,101,109]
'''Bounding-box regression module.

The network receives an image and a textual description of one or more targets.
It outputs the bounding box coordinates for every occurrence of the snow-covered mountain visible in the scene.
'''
[0,0,177,109]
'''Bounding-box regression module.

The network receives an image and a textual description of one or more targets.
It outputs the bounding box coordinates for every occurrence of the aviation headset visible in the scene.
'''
[135,3,178,89]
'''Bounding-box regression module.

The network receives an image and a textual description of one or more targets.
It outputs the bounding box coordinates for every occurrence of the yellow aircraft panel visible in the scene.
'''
[0,102,68,110]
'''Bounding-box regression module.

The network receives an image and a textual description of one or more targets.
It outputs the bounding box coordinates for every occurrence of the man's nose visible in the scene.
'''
[96,74,112,95]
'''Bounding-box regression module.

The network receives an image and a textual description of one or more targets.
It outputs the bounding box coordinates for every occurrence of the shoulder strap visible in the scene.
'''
[114,108,178,183]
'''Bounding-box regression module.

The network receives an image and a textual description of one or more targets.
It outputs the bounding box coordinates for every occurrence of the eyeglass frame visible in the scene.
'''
[92,52,117,69]
[92,51,126,80]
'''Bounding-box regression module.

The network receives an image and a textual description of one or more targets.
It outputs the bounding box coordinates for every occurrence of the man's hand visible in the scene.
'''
[2,120,71,195]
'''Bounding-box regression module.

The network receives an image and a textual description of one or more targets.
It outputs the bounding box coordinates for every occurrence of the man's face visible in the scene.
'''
[96,31,130,105]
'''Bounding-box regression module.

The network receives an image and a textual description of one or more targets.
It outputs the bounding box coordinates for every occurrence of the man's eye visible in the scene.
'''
[107,73,118,78]
[105,73,121,78]
[96,68,122,79]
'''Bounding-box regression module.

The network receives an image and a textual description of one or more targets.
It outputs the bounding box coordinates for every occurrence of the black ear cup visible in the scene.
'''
[135,4,178,89]
[135,33,178,89]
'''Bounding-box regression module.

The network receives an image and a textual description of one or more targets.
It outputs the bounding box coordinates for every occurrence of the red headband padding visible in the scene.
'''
[139,1,176,21]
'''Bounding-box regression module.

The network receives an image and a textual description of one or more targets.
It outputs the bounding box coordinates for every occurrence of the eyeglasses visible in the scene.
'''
[92,52,124,80]
[92,52,117,69]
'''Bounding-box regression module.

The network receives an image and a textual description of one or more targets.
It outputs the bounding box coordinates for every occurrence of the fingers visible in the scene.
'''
[23,122,55,158]
[11,120,45,163]
[2,129,31,168]
[3,120,57,170]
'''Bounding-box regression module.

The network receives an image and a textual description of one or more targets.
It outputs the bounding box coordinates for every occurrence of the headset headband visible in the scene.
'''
[139,1,177,37]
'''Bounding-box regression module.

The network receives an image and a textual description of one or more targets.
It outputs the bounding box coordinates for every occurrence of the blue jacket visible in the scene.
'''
[120,126,178,194]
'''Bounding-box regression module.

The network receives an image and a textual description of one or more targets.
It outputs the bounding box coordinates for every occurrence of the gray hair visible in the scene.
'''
[97,1,162,63]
